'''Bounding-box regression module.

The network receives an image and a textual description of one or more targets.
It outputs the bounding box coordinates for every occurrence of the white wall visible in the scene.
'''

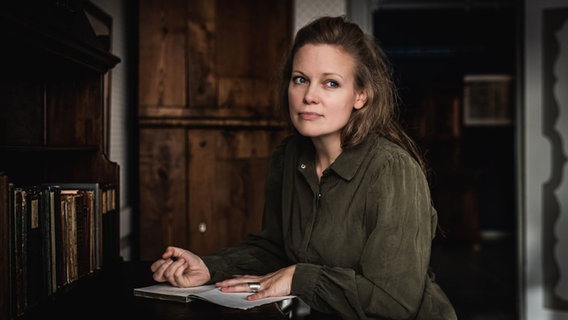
[294,0,347,34]
[89,0,135,261]
[294,0,372,35]
[523,0,568,318]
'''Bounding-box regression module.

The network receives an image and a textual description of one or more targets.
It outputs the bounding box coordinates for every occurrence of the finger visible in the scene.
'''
[151,256,176,270]
[164,246,190,261]
[173,260,190,287]
[152,259,174,282]
[218,282,253,293]
[221,274,260,284]
[161,246,176,259]
[169,246,191,259]
[246,292,265,301]
[219,280,263,294]
[216,277,250,288]
[219,277,262,292]
[164,258,186,279]
[150,259,165,273]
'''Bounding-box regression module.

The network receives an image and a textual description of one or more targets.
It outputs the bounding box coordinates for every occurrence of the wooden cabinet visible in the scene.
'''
[0,1,121,318]
[138,0,292,259]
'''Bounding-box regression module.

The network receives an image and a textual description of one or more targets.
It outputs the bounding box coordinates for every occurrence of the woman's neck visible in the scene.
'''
[311,135,342,179]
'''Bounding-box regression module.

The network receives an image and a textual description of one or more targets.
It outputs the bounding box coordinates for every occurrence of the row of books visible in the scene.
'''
[9,182,118,317]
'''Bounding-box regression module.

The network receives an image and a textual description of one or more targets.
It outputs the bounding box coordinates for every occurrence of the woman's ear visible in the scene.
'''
[354,90,368,110]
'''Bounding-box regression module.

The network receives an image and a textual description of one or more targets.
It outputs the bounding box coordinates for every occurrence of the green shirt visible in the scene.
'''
[203,133,457,319]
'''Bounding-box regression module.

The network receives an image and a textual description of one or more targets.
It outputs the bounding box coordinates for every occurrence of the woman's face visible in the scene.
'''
[288,44,366,141]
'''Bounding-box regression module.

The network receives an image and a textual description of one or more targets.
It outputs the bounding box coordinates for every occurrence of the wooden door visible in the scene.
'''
[138,0,292,260]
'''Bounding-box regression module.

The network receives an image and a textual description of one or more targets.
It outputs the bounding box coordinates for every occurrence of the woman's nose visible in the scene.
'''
[303,84,319,104]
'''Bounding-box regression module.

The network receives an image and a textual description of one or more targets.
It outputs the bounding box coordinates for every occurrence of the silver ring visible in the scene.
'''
[247,282,261,293]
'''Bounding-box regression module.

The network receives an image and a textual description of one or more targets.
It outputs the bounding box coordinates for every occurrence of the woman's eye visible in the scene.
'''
[292,76,307,84]
[325,80,339,88]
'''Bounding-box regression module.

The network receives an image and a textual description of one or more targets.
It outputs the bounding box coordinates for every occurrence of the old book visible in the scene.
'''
[24,186,44,308]
[133,284,295,310]
[12,187,27,316]
[74,189,93,278]
[54,188,67,289]
[43,185,60,295]
[46,183,100,277]
[0,176,10,320]
[100,183,118,267]
[60,190,79,285]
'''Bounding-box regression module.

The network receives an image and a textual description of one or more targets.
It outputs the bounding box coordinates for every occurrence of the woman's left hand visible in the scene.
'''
[215,265,296,300]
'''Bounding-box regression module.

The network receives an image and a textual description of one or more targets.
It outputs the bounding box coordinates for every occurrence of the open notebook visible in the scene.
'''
[133,283,296,310]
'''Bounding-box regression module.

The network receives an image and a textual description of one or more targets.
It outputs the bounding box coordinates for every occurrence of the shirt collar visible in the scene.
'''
[296,134,376,182]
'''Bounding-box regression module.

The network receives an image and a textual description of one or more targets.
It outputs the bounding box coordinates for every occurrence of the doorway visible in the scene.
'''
[373,1,519,319]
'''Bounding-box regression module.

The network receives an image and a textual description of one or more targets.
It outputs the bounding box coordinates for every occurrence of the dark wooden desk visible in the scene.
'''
[20,261,291,320]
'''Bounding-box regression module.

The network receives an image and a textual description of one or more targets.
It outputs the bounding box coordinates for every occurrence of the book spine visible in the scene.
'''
[41,187,53,297]
[61,191,79,284]
[101,184,119,267]
[93,185,101,270]
[4,182,114,318]
[25,186,44,308]
[76,189,93,278]
[56,190,67,289]
[1,178,13,320]
[12,188,27,316]
[48,186,60,293]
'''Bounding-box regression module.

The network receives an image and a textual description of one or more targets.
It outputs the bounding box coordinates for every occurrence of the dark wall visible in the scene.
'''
[373,5,518,235]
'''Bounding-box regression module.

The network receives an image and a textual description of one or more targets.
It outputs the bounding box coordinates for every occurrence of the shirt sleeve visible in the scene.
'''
[291,150,439,319]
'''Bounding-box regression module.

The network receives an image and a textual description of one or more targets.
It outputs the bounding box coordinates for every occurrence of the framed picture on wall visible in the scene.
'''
[463,74,513,126]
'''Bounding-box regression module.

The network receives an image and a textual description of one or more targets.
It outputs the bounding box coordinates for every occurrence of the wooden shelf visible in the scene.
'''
[0,1,121,319]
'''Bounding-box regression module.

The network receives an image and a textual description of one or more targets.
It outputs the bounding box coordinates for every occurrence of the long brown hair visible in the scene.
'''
[278,15,426,172]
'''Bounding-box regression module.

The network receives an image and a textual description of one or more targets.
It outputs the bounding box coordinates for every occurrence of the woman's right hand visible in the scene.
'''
[150,246,211,288]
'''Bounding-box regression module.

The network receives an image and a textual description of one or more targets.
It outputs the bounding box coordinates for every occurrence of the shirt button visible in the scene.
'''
[300,164,306,169]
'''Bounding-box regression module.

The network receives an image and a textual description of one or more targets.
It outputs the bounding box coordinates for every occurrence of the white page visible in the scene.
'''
[192,286,296,310]
[133,284,296,310]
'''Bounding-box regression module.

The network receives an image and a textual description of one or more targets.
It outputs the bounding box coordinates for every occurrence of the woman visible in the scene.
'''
[151,15,457,319]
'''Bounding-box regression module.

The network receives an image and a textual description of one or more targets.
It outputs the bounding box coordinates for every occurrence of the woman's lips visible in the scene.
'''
[298,112,321,120]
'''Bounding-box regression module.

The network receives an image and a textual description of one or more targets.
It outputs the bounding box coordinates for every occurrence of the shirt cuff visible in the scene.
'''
[201,255,231,283]
[291,263,322,296]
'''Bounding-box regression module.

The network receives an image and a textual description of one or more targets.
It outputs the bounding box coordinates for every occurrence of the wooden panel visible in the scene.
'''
[216,0,291,76]
[137,0,293,259]
[0,77,44,145]
[215,0,292,116]
[217,78,276,117]
[139,0,293,116]
[138,0,187,109]
[139,128,188,260]
[186,130,218,255]
[187,129,288,256]
[47,76,101,146]
[187,0,217,108]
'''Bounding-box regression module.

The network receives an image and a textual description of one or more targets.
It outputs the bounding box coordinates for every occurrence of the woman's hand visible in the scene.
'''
[215,265,296,301]
[150,246,211,288]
